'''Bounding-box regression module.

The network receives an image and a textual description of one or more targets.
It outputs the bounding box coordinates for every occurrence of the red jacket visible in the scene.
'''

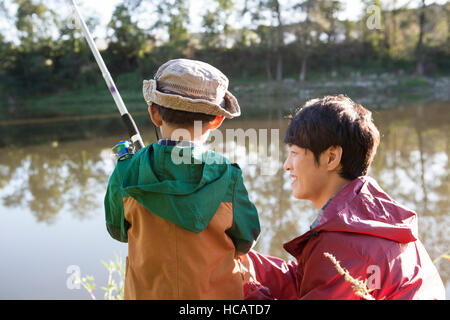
[244,176,445,300]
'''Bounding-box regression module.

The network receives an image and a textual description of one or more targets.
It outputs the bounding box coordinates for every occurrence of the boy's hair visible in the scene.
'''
[284,95,380,180]
[152,102,217,125]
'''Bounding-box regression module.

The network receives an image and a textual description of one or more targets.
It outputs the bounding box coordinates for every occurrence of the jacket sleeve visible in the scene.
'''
[104,159,131,243]
[244,250,298,300]
[226,168,261,255]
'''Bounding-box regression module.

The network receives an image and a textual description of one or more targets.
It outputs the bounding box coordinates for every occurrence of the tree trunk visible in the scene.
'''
[416,0,426,75]
[298,0,312,81]
[274,0,284,81]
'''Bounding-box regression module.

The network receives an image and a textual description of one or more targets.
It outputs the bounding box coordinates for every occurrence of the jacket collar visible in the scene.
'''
[283,176,418,258]
[157,138,197,147]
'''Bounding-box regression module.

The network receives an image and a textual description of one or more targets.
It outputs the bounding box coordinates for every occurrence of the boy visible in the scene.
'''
[241,95,445,300]
[104,59,260,299]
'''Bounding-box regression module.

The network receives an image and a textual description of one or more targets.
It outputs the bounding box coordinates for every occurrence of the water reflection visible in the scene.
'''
[370,102,450,284]
[0,140,116,224]
[0,101,448,294]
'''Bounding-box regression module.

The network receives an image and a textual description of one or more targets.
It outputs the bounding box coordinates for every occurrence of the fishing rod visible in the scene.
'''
[70,0,149,152]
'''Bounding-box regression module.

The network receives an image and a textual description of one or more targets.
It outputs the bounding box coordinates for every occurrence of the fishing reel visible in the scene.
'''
[112,140,135,161]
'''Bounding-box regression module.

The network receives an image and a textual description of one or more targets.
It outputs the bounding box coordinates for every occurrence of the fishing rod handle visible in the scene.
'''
[121,113,145,150]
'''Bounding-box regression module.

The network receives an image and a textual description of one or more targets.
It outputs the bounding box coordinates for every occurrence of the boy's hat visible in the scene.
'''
[143,59,241,119]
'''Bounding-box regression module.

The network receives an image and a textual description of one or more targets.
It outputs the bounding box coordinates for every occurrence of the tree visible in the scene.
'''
[293,0,318,82]
[415,0,426,75]
[154,0,190,55]
[14,0,58,47]
[241,0,286,81]
[0,34,15,115]
[361,0,386,53]
[201,0,235,49]
[269,0,285,81]
[316,0,344,75]
[319,0,343,44]
[107,2,148,72]
[9,0,60,95]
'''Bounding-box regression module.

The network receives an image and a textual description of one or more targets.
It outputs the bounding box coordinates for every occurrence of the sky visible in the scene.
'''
[79,0,367,32]
[1,0,448,44]
[71,0,450,38]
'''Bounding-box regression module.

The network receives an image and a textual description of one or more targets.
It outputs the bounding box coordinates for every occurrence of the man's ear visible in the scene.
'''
[207,115,225,130]
[148,104,163,127]
[326,145,343,171]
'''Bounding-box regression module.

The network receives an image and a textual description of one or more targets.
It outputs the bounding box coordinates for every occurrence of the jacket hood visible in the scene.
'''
[315,176,418,243]
[118,144,234,233]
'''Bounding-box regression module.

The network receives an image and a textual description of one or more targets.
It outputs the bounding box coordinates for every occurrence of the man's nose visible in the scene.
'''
[283,157,291,172]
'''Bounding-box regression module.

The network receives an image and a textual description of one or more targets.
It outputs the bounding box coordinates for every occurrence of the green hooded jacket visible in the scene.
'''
[104,142,260,253]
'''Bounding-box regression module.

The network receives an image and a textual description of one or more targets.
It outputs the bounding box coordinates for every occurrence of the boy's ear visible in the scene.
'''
[207,115,225,130]
[148,104,163,127]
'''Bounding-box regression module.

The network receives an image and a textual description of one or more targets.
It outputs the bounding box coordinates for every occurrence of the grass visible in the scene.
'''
[76,254,125,300]
[3,70,447,121]
[389,75,432,92]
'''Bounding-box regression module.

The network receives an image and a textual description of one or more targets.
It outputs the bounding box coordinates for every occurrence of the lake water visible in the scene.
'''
[0,99,448,299]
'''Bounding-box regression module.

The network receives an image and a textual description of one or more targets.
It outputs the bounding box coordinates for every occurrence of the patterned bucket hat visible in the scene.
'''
[143,59,241,119]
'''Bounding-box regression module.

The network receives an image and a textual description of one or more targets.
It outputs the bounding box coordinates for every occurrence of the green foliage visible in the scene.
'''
[201,0,235,49]
[0,0,449,119]
[106,3,151,74]
[76,254,125,300]
[154,0,190,54]
[15,0,54,46]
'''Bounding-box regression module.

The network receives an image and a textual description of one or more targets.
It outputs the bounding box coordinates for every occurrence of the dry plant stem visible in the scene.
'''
[432,252,450,264]
[323,252,376,300]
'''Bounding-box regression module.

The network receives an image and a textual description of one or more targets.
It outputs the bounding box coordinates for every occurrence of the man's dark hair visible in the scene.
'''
[153,103,217,125]
[284,95,380,180]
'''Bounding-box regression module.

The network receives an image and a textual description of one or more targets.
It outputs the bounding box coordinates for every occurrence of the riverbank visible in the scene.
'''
[233,73,450,110]
[2,71,449,120]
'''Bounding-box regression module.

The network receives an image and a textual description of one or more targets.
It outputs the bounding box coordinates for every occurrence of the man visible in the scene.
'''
[241,95,445,300]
